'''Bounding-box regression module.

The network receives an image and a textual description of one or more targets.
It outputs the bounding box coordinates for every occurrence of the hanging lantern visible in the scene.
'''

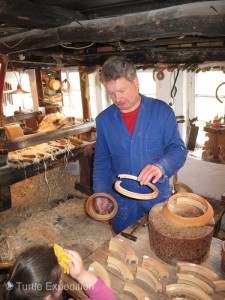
[10,84,29,95]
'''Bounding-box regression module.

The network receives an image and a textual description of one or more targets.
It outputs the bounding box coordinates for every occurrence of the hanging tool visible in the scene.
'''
[120,214,148,241]
[169,70,180,106]
[187,117,199,151]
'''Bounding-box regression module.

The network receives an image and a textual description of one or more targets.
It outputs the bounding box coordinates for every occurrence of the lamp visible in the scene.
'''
[9,65,30,95]
[10,84,29,94]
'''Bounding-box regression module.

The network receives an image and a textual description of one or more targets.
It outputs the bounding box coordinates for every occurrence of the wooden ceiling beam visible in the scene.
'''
[0,1,224,55]
[6,47,225,69]
[0,0,86,29]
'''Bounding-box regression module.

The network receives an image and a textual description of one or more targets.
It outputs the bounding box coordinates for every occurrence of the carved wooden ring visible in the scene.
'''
[163,192,214,227]
[85,192,118,221]
[114,174,158,200]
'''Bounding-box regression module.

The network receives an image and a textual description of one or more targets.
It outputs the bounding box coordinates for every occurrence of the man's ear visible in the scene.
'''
[133,76,140,89]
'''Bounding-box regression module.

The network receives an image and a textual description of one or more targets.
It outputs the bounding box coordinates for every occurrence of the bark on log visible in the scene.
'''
[0,1,224,54]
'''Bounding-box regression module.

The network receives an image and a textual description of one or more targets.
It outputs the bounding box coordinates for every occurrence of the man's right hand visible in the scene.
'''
[95,197,112,214]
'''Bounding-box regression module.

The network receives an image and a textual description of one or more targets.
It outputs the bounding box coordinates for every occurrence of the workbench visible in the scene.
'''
[0,121,96,211]
[65,219,225,300]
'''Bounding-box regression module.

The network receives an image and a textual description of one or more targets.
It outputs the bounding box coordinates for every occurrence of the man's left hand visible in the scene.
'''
[137,164,162,185]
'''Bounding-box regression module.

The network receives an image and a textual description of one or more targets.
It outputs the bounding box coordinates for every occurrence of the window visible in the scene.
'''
[61,69,83,120]
[194,71,225,146]
[137,70,156,98]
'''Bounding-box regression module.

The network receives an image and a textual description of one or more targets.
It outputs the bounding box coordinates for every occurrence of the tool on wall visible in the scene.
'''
[187,117,199,151]
[169,70,180,106]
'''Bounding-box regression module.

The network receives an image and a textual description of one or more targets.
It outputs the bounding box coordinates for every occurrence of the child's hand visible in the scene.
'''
[64,249,85,279]
[64,249,97,288]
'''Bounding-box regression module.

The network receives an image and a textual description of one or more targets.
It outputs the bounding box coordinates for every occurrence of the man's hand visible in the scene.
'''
[94,197,112,214]
[137,164,162,185]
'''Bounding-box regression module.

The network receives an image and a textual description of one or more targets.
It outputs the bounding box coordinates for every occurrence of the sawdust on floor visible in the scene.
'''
[0,163,114,263]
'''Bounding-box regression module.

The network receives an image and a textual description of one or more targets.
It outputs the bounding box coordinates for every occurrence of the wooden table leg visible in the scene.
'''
[0,186,11,211]
[75,148,94,195]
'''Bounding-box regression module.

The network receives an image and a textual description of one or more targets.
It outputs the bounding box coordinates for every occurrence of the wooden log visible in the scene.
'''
[0,1,224,54]
[0,0,85,28]
[148,202,214,264]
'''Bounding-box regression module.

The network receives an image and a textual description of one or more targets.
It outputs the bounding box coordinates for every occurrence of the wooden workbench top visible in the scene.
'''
[65,221,225,299]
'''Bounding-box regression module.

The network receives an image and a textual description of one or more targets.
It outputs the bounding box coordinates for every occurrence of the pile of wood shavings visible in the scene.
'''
[8,136,88,168]
[0,160,113,263]
[37,112,81,133]
[0,197,113,262]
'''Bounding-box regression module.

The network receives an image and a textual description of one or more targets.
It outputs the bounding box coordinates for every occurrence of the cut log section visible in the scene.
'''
[176,262,219,282]
[142,256,169,279]
[148,202,214,264]
[176,273,213,295]
[124,281,152,300]
[107,256,134,280]
[114,174,158,200]
[166,283,213,300]
[136,266,162,293]
[109,237,138,264]
[88,261,111,288]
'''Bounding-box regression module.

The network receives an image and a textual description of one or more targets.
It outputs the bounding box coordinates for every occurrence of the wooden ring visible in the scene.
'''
[114,174,158,200]
[85,192,118,221]
[163,192,214,227]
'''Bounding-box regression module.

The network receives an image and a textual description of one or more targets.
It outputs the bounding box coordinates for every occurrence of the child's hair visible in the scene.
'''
[3,245,63,300]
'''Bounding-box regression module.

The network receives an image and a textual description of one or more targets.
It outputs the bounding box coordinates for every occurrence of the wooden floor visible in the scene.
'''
[66,220,225,300]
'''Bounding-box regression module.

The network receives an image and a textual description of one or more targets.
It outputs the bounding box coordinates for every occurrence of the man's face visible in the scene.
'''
[104,76,141,113]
